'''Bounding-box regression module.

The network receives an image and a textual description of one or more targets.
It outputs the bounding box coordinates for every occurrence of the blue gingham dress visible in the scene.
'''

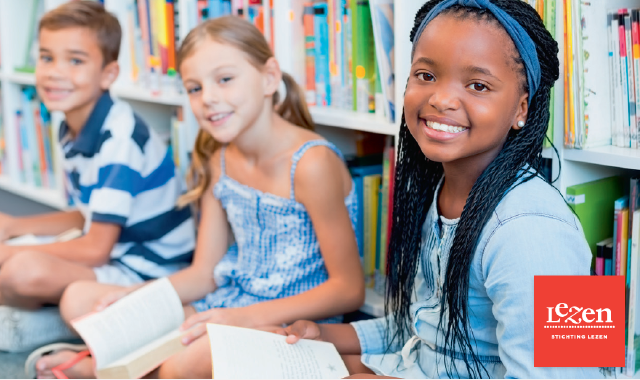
[192,140,357,323]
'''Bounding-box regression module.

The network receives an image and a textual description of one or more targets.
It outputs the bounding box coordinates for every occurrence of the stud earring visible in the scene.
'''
[517,121,525,128]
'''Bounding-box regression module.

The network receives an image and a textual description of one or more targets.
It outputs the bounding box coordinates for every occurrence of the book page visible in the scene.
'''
[72,278,184,370]
[206,324,349,379]
[5,234,56,246]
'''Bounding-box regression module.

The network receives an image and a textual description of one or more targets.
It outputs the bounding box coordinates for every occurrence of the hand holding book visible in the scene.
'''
[180,306,257,346]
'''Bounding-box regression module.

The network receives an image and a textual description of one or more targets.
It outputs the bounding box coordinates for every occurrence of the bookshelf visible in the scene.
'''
[3,0,633,319]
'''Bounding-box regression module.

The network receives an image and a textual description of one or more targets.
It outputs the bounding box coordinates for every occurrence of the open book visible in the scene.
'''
[4,228,82,246]
[206,324,349,379]
[71,278,185,379]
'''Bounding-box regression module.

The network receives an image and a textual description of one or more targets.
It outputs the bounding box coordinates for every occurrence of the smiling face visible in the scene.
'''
[180,38,278,144]
[36,27,118,127]
[404,14,529,166]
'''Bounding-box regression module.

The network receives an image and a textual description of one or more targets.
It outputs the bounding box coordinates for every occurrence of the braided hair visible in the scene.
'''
[384,0,559,378]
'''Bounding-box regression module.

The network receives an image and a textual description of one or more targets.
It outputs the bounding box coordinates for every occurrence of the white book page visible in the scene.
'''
[5,234,56,246]
[206,324,349,379]
[72,278,184,370]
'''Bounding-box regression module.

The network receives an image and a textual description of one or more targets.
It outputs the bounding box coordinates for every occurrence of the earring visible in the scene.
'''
[517,121,525,128]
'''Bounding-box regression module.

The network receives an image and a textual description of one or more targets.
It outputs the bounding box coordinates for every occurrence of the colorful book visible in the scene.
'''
[566,176,624,266]
[627,209,640,375]
[313,2,331,106]
[353,0,375,113]
[363,173,380,287]
[350,164,383,259]
[615,196,629,276]
[303,3,316,105]
[370,0,395,123]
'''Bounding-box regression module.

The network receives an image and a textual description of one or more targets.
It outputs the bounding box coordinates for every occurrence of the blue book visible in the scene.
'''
[351,165,382,258]
[208,0,222,19]
[313,2,331,106]
[221,0,231,16]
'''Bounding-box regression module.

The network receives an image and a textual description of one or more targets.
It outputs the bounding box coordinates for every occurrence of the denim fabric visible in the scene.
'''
[352,173,604,378]
[192,140,357,324]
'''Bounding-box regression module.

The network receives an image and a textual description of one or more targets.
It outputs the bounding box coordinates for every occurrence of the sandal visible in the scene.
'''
[24,343,90,379]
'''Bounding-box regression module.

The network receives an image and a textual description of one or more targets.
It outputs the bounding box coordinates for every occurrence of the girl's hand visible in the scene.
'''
[93,286,138,312]
[274,320,322,344]
[179,307,255,345]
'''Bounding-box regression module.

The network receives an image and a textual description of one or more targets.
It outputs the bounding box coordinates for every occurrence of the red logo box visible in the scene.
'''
[534,276,625,367]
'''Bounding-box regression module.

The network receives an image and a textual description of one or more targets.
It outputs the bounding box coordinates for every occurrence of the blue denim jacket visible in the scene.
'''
[351,174,604,378]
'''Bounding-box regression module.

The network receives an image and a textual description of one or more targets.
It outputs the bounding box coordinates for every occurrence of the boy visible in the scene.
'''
[0,1,196,351]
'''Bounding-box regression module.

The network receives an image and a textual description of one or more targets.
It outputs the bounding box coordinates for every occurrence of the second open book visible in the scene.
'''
[72,277,348,379]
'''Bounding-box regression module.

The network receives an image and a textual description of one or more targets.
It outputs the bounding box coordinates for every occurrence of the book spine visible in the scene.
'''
[627,210,640,375]
[614,207,619,276]
[378,140,390,275]
[623,208,630,279]
[13,112,24,183]
[303,3,316,106]
[166,0,176,70]
[354,0,374,114]
[610,13,619,147]
[626,13,636,148]
[138,0,152,79]
[634,10,640,150]
[363,175,373,285]
[596,242,605,276]
[613,14,625,147]
[342,0,353,110]
[620,11,631,147]
[32,103,47,188]
[313,2,331,106]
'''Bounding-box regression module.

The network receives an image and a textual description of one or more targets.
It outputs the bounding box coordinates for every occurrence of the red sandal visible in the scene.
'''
[24,343,91,379]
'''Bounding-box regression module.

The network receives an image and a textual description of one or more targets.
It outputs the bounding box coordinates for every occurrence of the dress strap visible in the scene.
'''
[289,140,344,200]
[219,146,227,177]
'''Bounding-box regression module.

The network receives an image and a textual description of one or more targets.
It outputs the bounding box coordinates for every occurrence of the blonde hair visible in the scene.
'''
[177,16,314,207]
[39,1,121,66]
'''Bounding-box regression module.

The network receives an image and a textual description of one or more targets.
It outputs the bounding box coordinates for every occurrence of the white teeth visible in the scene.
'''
[209,113,230,122]
[426,121,467,133]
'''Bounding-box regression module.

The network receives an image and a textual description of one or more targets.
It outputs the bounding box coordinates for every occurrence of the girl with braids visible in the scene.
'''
[31,16,363,379]
[277,0,602,378]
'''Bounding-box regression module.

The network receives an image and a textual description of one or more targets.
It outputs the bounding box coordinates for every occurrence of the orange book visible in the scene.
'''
[166,0,176,70]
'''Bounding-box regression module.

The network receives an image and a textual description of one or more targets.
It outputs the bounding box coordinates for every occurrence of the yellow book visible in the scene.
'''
[566,0,576,147]
[363,174,380,287]
[622,208,630,279]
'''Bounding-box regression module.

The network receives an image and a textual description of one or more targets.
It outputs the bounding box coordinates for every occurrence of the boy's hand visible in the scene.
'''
[179,307,255,345]
[0,212,15,241]
[274,320,323,344]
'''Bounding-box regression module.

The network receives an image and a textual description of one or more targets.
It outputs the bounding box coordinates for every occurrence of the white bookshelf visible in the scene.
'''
[3,0,637,318]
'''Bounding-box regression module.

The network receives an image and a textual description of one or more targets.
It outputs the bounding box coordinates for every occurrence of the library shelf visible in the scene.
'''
[309,106,397,136]
[542,147,554,159]
[1,72,36,86]
[362,288,384,318]
[563,146,640,170]
[110,84,185,107]
[0,175,67,210]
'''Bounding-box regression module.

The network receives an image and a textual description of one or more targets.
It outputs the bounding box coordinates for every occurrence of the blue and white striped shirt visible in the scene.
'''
[60,92,196,280]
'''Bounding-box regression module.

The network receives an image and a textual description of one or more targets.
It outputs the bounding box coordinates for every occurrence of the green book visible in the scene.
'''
[353,0,375,113]
[566,176,624,267]
[350,0,358,111]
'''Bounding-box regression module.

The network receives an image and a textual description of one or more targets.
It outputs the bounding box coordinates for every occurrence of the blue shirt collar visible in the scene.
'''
[59,91,114,155]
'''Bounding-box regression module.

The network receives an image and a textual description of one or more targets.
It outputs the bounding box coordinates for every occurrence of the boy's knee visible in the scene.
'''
[0,251,51,299]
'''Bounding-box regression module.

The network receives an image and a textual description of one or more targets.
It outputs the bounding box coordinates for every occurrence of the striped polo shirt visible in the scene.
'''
[59,91,196,280]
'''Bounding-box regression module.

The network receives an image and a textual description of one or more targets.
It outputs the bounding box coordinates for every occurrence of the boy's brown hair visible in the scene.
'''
[39,1,121,65]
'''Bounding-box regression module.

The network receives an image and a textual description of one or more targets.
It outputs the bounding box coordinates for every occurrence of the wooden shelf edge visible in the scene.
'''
[0,176,68,210]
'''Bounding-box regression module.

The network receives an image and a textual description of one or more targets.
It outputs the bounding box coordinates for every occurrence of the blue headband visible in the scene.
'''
[413,0,541,104]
